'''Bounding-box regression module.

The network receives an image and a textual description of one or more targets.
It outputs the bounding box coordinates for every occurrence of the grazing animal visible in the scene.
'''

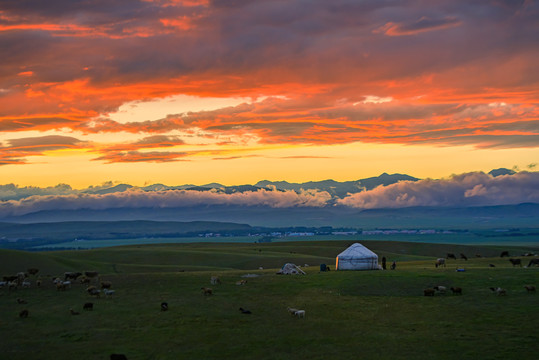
[8,281,17,290]
[86,286,101,297]
[27,268,39,276]
[489,264,496,267]
[287,307,299,316]
[490,287,506,296]
[450,287,462,295]
[70,309,80,315]
[235,280,247,286]
[83,302,93,311]
[423,288,435,296]
[110,354,128,360]
[524,285,536,293]
[64,272,82,281]
[21,280,31,288]
[161,302,168,311]
[101,281,112,289]
[446,253,457,260]
[79,276,90,284]
[17,298,27,304]
[460,253,468,261]
[509,258,522,267]
[84,271,99,282]
[16,272,27,284]
[239,307,252,314]
[0,281,6,288]
[500,251,510,257]
[294,310,306,318]
[19,309,29,318]
[3,275,18,282]
[475,254,482,258]
[103,289,115,297]
[56,282,68,291]
[433,286,446,294]
[435,258,446,268]
[201,287,213,296]
[390,261,396,270]
[527,258,539,267]
[36,279,42,287]
[210,276,221,285]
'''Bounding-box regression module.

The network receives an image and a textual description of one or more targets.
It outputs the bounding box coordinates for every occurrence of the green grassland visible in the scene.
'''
[1,240,538,360]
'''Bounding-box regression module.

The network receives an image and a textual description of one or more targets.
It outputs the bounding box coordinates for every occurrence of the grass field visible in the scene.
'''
[1,240,538,360]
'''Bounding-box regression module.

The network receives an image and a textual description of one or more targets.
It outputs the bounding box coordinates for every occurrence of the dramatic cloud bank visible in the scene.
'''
[338,171,539,208]
[0,188,332,217]
[0,171,537,217]
[0,0,537,167]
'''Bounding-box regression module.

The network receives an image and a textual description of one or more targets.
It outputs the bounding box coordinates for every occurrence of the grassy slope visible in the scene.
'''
[1,241,538,360]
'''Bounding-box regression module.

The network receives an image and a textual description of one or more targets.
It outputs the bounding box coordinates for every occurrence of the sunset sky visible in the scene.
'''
[1,0,538,189]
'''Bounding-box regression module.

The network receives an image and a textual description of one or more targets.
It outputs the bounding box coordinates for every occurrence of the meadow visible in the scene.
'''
[1,240,538,360]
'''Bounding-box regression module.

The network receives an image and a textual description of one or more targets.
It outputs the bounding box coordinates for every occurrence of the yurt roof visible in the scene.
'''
[337,243,377,259]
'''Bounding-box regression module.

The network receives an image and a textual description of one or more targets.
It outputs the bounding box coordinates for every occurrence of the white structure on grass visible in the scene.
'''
[336,243,379,270]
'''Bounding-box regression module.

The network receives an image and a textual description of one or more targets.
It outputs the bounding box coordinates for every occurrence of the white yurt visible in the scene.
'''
[336,243,379,270]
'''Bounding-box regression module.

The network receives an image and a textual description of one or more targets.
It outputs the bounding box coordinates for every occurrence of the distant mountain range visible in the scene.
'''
[93,172,420,198]
[0,169,519,201]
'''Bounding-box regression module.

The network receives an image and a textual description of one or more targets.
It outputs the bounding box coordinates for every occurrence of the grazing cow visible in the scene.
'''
[489,264,496,268]
[70,309,80,315]
[86,286,101,297]
[509,258,522,267]
[201,287,213,296]
[83,302,93,311]
[239,307,252,314]
[64,272,82,281]
[450,287,462,295]
[527,258,539,267]
[460,253,468,261]
[100,281,112,289]
[446,253,457,260]
[423,288,435,296]
[435,258,446,268]
[161,302,168,311]
[524,285,536,293]
[19,309,29,318]
[210,276,221,285]
[500,251,510,258]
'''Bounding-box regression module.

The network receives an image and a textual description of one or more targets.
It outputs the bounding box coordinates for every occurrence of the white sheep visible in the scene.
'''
[433,285,446,294]
[21,280,31,288]
[490,287,507,296]
[210,276,221,285]
[294,310,306,318]
[0,281,6,288]
[287,307,299,316]
[103,289,115,297]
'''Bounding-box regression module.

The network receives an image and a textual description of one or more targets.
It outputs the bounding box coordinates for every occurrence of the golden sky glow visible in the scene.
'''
[0,0,538,188]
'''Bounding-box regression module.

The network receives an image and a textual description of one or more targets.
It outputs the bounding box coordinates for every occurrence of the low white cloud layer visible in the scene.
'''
[0,188,332,217]
[0,171,537,217]
[337,171,539,208]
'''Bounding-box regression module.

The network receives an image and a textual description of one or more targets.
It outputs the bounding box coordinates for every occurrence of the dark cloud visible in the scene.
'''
[0,135,88,165]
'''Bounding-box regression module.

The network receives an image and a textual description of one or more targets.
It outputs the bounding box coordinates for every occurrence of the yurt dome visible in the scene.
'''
[336,243,379,270]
